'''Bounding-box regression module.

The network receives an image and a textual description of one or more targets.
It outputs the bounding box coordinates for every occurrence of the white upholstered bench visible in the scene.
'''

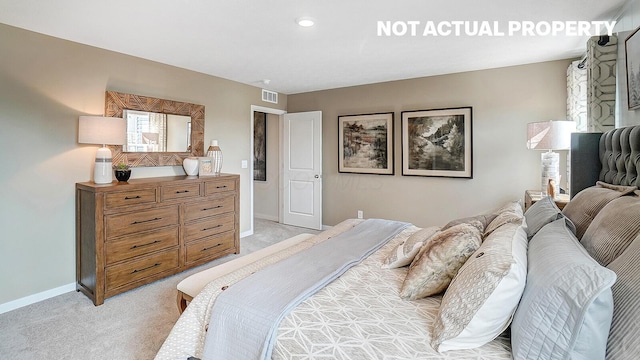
[177,233,315,312]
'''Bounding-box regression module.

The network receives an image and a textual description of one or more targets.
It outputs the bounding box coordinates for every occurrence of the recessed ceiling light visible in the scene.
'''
[296,17,315,27]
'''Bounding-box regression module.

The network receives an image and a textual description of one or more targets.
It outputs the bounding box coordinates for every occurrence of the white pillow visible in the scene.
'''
[511,218,616,360]
[432,222,528,352]
[382,226,439,269]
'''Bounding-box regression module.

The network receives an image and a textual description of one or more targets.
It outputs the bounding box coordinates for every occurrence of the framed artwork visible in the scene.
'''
[254,112,267,181]
[198,157,215,176]
[401,107,472,178]
[338,112,394,175]
[626,26,640,110]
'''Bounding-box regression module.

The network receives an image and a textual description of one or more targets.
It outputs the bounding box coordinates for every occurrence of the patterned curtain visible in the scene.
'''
[586,35,618,132]
[148,112,167,152]
[567,60,588,132]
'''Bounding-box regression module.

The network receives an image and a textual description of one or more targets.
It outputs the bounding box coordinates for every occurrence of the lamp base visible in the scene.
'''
[94,146,113,184]
[540,151,560,197]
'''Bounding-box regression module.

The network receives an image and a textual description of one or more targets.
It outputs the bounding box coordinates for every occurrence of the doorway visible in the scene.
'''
[250,105,286,236]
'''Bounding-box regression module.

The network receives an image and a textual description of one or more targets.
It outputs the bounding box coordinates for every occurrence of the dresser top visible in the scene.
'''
[76,173,239,192]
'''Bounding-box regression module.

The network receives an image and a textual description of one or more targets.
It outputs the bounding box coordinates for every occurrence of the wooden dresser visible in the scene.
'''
[76,174,239,305]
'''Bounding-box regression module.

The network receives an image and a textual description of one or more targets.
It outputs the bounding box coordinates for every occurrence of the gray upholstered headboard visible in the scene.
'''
[570,125,640,197]
[599,126,640,188]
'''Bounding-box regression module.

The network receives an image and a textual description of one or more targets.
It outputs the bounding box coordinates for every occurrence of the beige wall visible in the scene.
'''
[0,23,286,306]
[253,113,280,220]
[288,60,572,227]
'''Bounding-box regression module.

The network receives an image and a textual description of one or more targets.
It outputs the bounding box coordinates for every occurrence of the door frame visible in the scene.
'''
[249,105,286,236]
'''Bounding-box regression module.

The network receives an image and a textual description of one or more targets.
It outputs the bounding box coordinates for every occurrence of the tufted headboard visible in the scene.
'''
[599,126,640,187]
[570,125,640,197]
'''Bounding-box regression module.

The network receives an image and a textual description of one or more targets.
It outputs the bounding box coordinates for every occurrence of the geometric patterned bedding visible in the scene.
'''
[155,219,512,360]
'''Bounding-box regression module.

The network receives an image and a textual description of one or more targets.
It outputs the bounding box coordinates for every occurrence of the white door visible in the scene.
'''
[282,111,322,230]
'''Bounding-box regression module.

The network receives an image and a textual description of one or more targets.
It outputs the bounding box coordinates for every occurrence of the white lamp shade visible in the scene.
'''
[78,116,126,145]
[526,120,576,150]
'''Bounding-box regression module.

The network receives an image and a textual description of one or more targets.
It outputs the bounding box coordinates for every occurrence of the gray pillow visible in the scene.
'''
[606,232,640,358]
[523,195,576,239]
[562,182,636,240]
[511,218,616,360]
[581,195,640,266]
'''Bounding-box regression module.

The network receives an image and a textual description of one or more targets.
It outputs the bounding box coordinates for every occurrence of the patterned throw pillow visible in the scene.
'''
[399,223,482,300]
[441,214,498,231]
[562,182,636,240]
[382,226,440,269]
[431,222,528,352]
[484,200,524,236]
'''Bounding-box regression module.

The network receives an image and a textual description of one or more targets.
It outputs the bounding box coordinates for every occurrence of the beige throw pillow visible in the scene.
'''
[382,226,440,269]
[400,223,482,300]
[562,182,636,240]
[581,195,640,266]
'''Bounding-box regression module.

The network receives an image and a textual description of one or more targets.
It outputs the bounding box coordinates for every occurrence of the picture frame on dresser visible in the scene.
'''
[401,107,472,178]
[198,157,215,176]
[338,112,394,175]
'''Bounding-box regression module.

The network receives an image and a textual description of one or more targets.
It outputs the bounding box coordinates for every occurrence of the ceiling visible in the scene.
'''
[0,0,626,94]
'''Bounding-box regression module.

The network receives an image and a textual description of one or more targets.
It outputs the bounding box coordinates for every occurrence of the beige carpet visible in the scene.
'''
[0,219,320,360]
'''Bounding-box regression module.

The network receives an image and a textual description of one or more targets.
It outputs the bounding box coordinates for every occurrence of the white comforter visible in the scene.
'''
[156,219,512,360]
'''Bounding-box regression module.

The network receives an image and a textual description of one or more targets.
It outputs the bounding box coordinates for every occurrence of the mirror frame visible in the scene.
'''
[105,91,205,167]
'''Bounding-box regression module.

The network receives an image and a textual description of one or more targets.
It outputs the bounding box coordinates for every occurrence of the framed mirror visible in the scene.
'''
[105,91,205,167]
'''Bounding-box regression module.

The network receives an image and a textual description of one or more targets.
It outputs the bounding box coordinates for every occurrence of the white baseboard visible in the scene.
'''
[254,213,279,222]
[240,229,253,238]
[0,282,76,315]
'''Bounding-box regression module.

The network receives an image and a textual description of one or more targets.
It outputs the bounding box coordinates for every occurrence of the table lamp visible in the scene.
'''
[78,116,126,184]
[526,120,576,196]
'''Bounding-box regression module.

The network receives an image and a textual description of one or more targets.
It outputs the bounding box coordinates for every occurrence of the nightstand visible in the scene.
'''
[524,190,570,211]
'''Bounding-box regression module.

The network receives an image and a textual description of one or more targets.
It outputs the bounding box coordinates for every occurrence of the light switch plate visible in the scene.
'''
[241,160,248,168]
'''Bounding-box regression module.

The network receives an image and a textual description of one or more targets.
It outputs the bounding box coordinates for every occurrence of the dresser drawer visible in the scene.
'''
[204,179,236,196]
[105,206,179,239]
[161,183,201,201]
[105,188,157,209]
[184,195,235,222]
[105,227,179,264]
[185,231,235,264]
[106,249,179,290]
[184,213,235,242]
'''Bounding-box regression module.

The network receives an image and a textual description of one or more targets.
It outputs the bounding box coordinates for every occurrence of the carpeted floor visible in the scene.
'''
[0,219,320,360]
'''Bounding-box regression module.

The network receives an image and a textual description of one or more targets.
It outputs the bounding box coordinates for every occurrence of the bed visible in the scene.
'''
[156,125,640,360]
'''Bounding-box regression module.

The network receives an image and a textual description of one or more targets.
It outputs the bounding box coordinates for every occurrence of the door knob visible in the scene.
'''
[314,175,319,178]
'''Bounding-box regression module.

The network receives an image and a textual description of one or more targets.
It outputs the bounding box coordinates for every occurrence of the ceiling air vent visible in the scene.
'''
[262,89,278,104]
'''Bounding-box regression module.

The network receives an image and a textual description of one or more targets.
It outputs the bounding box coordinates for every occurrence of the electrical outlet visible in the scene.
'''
[357,210,363,219]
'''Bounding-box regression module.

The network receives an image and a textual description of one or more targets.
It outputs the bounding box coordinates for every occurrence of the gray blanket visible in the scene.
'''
[201,218,409,360]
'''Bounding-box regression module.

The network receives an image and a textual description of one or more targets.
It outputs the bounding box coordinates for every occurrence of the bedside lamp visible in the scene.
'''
[526,120,576,196]
[78,116,126,184]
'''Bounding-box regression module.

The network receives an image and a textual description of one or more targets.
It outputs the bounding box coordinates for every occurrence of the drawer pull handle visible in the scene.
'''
[203,205,223,211]
[131,263,160,274]
[124,195,142,200]
[216,185,227,189]
[176,190,190,194]
[131,240,161,249]
[202,224,223,231]
[202,243,222,252]
[132,217,162,225]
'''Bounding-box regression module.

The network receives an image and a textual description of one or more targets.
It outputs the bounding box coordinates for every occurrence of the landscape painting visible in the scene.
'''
[401,107,472,178]
[626,26,640,110]
[338,112,394,175]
